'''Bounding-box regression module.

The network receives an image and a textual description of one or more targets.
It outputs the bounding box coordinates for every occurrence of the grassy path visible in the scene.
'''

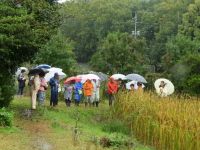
[0,97,151,150]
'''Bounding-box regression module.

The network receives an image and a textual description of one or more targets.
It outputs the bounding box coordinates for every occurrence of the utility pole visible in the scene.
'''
[134,11,137,38]
[132,11,140,38]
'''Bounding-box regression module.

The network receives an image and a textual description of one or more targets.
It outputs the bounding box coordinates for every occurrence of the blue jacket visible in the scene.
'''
[49,77,59,92]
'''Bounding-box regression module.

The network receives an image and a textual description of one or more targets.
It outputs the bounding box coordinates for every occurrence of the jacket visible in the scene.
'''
[83,81,94,96]
[107,81,118,94]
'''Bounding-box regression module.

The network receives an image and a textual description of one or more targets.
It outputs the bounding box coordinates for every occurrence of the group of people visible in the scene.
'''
[17,70,145,110]
[107,77,144,106]
[64,78,101,107]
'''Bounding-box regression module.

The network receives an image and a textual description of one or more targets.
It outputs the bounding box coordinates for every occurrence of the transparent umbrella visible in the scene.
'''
[111,74,126,80]
[88,71,108,81]
[126,73,147,83]
[45,67,66,82]
[16,67,28,76]
[77,74,100,83]
[126,80,145,90]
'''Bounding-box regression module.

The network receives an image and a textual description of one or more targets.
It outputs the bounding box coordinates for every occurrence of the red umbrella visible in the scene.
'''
[64,76,81,84]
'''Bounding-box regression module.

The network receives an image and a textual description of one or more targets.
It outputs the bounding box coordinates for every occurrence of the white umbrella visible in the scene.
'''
[154,78,175,97]
[126,74,147,83]
[126,80,145,90]
[16,67,28,76]
[45,67,66,82]
[77,74,100,83]
[88,71,108,81]
[111,74,126,80]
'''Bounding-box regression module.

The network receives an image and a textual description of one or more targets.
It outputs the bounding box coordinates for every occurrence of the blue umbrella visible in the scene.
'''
[126,73,147,83]
[36,64,51,69]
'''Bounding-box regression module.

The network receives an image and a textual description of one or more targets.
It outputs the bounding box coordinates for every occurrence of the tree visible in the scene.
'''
[34,31,78,75]
[179,0,200,40]
[0,0,38,107]
[90,32,146,74]
[60,0,134,62]
[0,0,61,107]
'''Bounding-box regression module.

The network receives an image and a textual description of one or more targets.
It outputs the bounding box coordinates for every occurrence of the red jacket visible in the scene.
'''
[107,81,118,94]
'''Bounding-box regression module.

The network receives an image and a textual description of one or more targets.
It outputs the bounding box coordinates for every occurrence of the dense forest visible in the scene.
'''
[1,0,200,106]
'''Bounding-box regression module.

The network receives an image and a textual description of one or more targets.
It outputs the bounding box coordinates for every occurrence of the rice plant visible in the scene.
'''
[112,92,200,150]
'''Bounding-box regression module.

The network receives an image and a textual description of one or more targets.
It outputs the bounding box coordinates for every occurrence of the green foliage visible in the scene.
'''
[163,35,200,70]
[91,32,146,74]
[0,73,15,108]
[0,108,13,127]
[0,0,61,107]
[102,119,129,135]
[0,1,36,107]
[60,0,134,62]
[179,0,200,40]
[34,31,78,75]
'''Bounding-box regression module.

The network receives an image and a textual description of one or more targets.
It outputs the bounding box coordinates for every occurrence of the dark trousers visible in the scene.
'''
[93,101,99,107]
[75,100,80,106]
[65,98,71,107]
[18,87,24,95]
[108,94,114,106]
[50,91,58,106]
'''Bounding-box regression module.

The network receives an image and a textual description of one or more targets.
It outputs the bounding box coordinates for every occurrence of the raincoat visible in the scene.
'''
[92,80,100,102]
[83,80,94,96]
[107,80,118,94]
[64,84,73,100]
[49,77,59,106]
[74,82,83,102]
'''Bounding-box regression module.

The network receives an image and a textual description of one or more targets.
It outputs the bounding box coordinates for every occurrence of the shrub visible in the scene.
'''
[0,73,15,108]
[0,108,14,127]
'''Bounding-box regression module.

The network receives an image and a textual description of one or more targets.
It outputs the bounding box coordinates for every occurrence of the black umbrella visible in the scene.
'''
[28,68,45,76]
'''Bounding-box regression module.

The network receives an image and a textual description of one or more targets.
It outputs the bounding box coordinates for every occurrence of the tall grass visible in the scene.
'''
[112,92,200,150]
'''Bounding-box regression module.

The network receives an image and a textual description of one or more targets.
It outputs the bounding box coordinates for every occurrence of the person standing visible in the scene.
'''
[159,81,167,97]
[64,83,74,107]
[130,84,135,92]
[31,74,40,110]
[74,79,83,106]
[137,82,144,95]
[83,79,94,107]
[37,73,48,106]
[107,77,118,106]
[92,79,100,107]
[17,70,26,96]
[49,73,59,107]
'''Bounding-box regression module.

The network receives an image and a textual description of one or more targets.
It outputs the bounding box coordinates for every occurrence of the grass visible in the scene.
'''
[113,92,200,150]
[0,96,151,150]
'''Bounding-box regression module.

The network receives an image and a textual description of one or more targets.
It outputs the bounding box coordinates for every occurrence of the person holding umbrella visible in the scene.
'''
[159,81,167,97]
[49,73,59,107]
[107,77,118,106]
[83,79,94,107]
[17,70,26,96]
[64,83,74,107]
[37,72,48,106]
[74,79,83,106]
[137,82,144,94]
[91,79,100,107]
[30,74,40,110]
